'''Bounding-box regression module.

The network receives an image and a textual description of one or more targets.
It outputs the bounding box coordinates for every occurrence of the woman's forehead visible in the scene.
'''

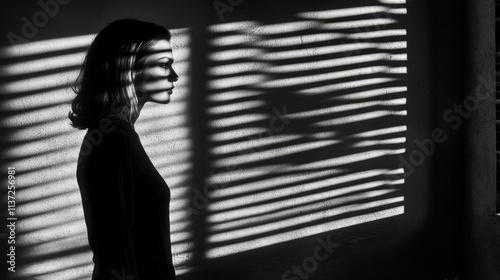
[145,39,173,61]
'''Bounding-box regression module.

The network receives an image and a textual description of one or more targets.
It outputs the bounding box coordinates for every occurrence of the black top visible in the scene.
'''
[76,116,175,280]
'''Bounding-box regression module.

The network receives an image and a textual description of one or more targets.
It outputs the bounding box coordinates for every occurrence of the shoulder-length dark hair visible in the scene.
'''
[68,18,171,129]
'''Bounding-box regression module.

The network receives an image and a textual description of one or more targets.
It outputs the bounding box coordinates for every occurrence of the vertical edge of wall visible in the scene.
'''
[464,0,500,279]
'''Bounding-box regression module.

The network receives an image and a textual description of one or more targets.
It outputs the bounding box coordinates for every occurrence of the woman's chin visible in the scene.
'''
[154,98,170,104]
[148,92,171,104]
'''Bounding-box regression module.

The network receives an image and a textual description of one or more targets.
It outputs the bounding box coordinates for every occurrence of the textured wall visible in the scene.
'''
[463,0,500,279]
[0,0,478,279]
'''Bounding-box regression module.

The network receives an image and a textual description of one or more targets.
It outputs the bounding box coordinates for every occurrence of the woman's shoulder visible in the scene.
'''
[83,116,137,152]
[89,116,135,134]
[77,118,138,179]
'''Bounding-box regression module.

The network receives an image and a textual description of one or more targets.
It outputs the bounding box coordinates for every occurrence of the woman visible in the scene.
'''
[68,18,179,280]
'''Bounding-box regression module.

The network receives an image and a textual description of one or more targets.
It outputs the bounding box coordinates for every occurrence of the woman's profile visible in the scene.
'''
[68,18,179,280]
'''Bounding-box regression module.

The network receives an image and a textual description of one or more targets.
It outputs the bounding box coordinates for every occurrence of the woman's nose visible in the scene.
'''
[168,68,179,82]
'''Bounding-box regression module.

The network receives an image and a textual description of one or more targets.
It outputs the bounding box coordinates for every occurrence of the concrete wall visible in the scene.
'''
[0,0,494,279]
[463,0,500,279]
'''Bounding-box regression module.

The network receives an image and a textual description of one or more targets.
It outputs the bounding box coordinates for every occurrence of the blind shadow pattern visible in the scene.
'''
[0,28,195,279]
[202,2,408,259]
[0,1,410,279]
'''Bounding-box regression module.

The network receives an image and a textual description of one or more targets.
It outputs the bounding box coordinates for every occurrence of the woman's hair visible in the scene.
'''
[68,18,171,129]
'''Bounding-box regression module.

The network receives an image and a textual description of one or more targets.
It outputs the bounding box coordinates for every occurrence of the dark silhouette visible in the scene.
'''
[68,18,179,280]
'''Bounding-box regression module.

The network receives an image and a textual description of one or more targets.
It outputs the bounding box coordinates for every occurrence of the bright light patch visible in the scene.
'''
[314,110,407,126]
[207,193,401,243]
[209,180,395,225]
[329,86,407,100]
[258,66,392,88]
[24,233,88,258]
[207,90,264,102]
[175,267,193,276]
[3,135,77,162]
[255,42,404,61]
[286,98,406,119]
[136,115,191,135]
[208,62,270,76]
[4,118,75,143]
[208,168,342,199]
[206,165,293,187]
[351,137,406,147]
[387,66,407,74]
[2,1,411,276]
[0,34,94,58]
[348,29,407,39]
[320,18,397,30]
[379,0,406,4]
[1,28,195,280]
[0,88,72,111]
[208,48,264,61]
[379,41,407,49]
[250,33,344,47]
[209,34,260,47]
[17,191,81,217]
[205,206,404,258]
[18,220,87,246]
[16,178,76,204]
[265,53,405,73]
[208,168,400,211]
[2,105,71,128]
[12,251,93,279]
[171,231,193,244]
[210,140,341,167]
[0,52,86,77]
[243,21,319,35]
[206,100,266,115]
[18,206,83,233]
[209,127,273,142]
[208,21,259,33]
[204,6,409,260]
[207,74,267,90]
[298,78,398,95]
[297,6,389,19]
[351,125,407,137]
[0,69,78,94]
[208,113,268,128]
[209,134,301,156]
[390,8,407,14]
[141,127,191,145]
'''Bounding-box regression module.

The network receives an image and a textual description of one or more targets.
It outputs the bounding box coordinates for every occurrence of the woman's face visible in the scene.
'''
[134,39,178,104]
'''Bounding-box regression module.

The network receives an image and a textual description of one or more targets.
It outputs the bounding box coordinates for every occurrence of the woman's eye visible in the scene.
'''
[159,63,168,69]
